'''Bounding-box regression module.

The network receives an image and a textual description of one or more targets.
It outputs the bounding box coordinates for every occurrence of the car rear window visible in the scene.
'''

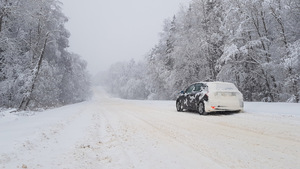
[216,83,238,91]
[207,83,238,91]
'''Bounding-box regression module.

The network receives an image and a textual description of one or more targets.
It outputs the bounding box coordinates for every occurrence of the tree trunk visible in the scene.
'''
[0,15,3,32]
[270,6,288,51]
[294,80,299,103]
[261,69,274,102]
[18,34,49,111]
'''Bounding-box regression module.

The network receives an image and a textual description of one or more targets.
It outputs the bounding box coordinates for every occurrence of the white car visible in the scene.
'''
[176,82,244,115]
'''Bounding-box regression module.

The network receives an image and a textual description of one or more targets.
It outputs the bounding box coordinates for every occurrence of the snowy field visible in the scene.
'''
[1,88,300,169]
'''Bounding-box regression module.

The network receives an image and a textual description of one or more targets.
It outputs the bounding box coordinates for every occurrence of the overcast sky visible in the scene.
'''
[60,0,190,75]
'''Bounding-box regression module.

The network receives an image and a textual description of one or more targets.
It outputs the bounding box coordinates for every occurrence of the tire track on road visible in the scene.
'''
[109,100,300,169]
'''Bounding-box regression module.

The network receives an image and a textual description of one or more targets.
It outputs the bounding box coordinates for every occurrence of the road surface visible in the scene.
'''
[1,88,300,169]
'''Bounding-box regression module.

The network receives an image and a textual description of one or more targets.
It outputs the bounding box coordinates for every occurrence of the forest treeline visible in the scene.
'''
[0,0,90,110]
[99,0,300,102]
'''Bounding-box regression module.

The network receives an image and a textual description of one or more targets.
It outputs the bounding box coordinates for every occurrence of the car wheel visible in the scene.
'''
[198,102,207,115]
[176,100,183,112]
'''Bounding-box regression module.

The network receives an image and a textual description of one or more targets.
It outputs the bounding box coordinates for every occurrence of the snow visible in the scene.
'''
[219,44,239,64]
[1,88,300,169]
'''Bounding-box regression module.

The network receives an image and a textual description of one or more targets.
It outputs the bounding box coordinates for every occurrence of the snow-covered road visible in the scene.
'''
[1,88,300,169]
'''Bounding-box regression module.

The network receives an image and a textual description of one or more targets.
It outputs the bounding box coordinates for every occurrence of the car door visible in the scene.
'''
[185,84,196,109]
[188,83,200,109]
[188,83,203,110]
[191,83,208,109]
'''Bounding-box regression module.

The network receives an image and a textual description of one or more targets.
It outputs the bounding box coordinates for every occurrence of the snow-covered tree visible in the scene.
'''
[0,0,91,110]
[100,0,299,103]
[98,59,149,100]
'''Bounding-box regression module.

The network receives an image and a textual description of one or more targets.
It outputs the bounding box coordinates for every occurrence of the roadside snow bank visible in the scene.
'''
[245,102,300,116]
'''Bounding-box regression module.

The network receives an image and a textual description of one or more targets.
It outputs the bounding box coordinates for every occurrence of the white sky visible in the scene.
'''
[60,0,190,75]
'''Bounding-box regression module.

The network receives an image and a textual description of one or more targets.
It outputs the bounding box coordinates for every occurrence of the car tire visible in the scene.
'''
[198,102,207,115]
[176,100,183,112]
